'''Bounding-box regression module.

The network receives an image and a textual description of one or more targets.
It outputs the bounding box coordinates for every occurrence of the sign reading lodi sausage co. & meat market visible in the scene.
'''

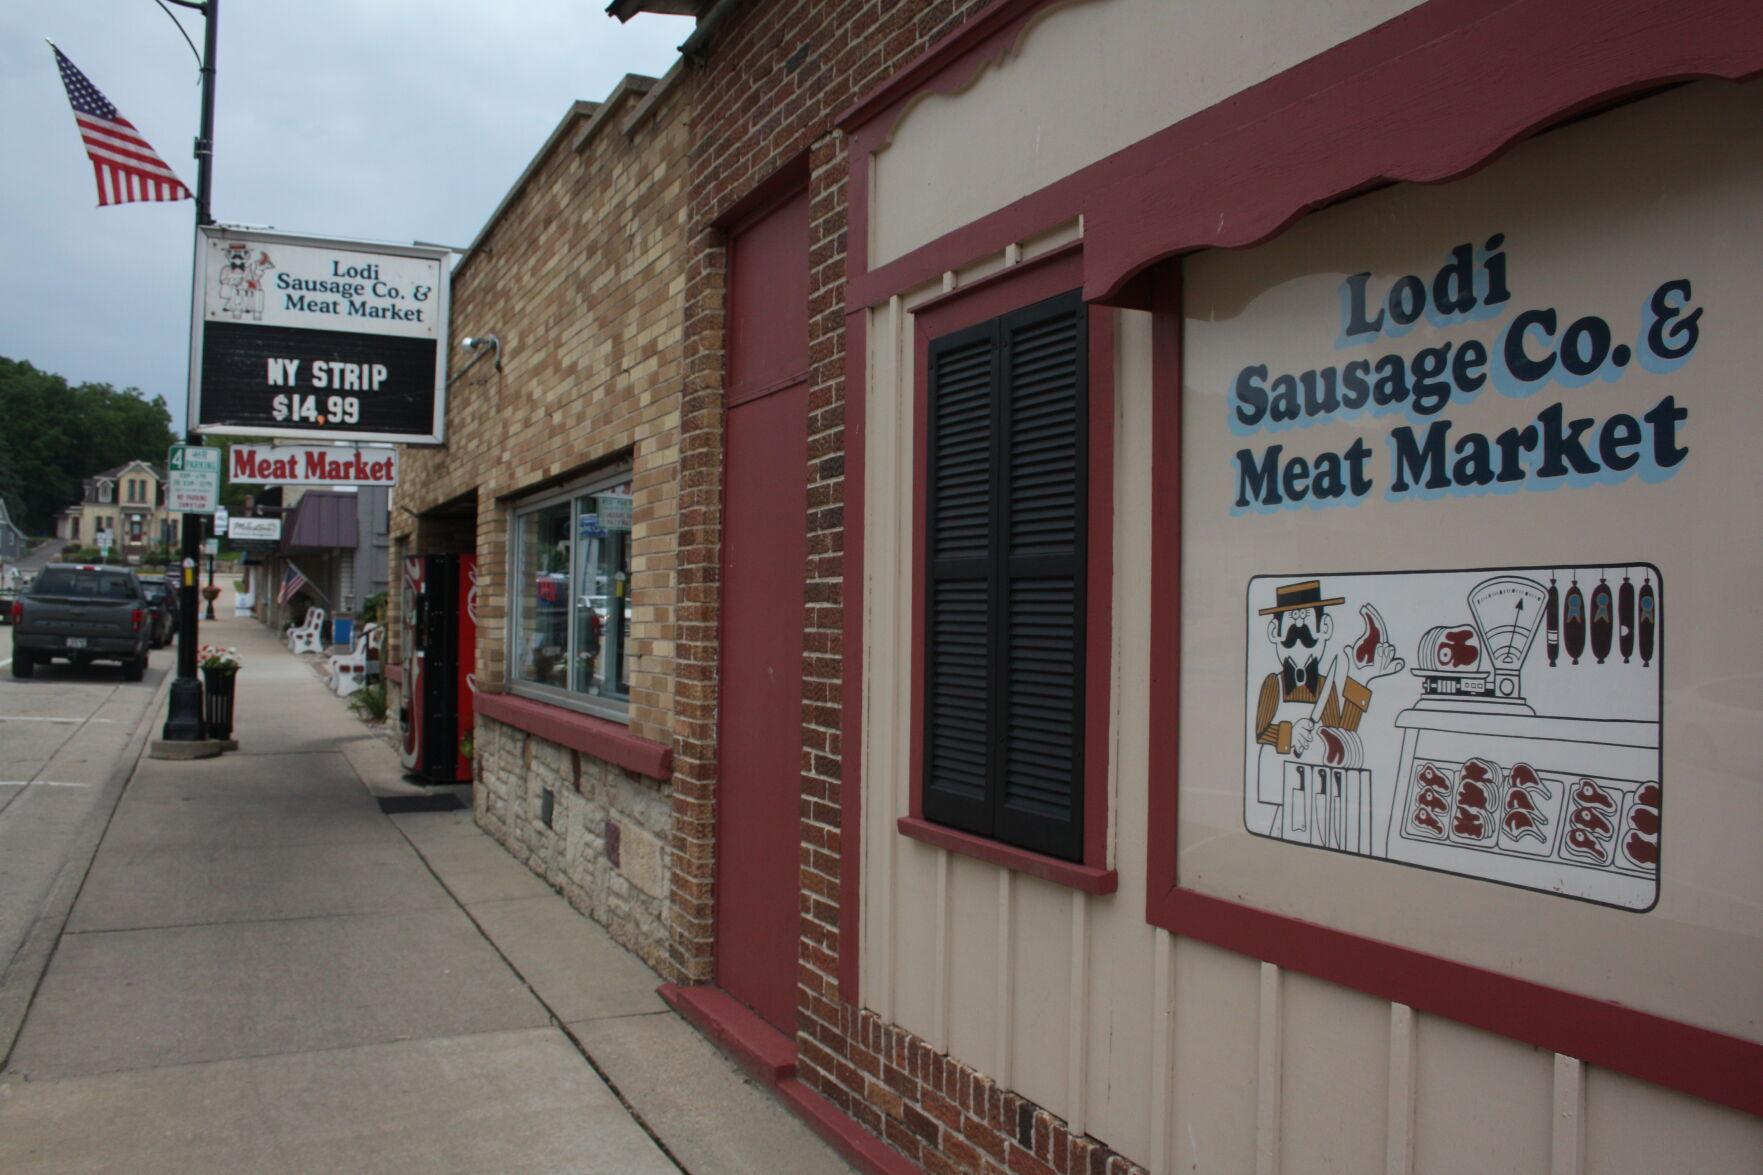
[188,226,450,444]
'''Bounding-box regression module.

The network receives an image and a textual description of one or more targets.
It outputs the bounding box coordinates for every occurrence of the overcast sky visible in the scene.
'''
[0,0,691,433]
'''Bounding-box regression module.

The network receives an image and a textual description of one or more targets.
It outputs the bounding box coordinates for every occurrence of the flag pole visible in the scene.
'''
[162,0,218,742]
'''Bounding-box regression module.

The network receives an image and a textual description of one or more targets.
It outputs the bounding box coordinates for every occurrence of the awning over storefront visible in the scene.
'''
[281,492,358,553]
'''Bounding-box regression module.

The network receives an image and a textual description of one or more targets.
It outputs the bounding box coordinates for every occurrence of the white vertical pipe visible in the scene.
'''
[934,849,952,1051]
[1255,962,1283,1175]
[1385,1003,1417,1175]
[1551,1054,1585,1175]
[875,294,904,1024]
[1066,890,1090,1138]
[995,869,1014,1086]
[1148,928,1175,1175]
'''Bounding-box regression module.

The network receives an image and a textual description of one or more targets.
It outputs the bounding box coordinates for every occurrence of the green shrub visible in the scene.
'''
[347,681,388,723]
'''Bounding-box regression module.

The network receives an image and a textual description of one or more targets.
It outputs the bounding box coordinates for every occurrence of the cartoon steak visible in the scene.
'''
[1504,787,1546,820]
[1630,806,1660,836]
[1573,778,1617,811]
[1416,788,1448,814]
[1502,808,1546,843]
[1452,806,1488,840]
[1564,826,1610,865]
[1570,805,1614,839]
[1622,830,1659,868]
[1636,781,1661,809]
[1412,807,1446,838]
[1351,604,1388,669]
[1508,762,1544,796]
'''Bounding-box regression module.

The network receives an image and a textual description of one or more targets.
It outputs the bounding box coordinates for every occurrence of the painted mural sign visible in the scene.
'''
[1243,565,1661,910]
[1228,234,1700,513]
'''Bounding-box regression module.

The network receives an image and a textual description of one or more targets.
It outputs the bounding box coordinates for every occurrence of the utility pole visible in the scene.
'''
[161,0,218,742]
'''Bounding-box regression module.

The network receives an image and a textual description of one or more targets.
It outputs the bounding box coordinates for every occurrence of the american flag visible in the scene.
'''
[277,562,309,605]
[50,44,192,207]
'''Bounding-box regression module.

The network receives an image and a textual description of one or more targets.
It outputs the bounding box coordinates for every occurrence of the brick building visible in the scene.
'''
[601,2,1761,1174]
[388,71,689,971]
[394,2,1761,1172]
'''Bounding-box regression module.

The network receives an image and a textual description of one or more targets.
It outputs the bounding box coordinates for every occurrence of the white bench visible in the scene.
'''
[287,606,325,656]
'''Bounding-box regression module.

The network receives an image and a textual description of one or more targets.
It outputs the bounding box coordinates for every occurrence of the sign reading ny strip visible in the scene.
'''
[189,226,450,444]
[228,443,399,487]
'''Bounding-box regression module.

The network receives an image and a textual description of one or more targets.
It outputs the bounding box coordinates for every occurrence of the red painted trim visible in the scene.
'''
[475,692,672,780]
[657,982,798,1086]
[712,151,812,235]
[844,0,1763,1117]
[777,1078,924,1175]
[907,245,1114,871]
[898,816,1118,895]
[842,0,1763,311]
[1084,0,1763,302]
[838,310,866,1005]
[835,0,1054,136]
[1083,307,1114,868]
[657,982,919,1175]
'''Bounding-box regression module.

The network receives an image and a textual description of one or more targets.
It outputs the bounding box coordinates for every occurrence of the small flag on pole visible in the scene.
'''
[277,562,309,606]
[49,43,192,207]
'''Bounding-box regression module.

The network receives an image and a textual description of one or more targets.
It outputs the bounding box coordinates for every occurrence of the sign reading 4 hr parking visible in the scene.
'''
[189,226,451,444]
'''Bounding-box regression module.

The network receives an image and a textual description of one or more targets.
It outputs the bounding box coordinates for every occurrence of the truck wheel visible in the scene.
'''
[11,651,33,679]
[123,653,146,683]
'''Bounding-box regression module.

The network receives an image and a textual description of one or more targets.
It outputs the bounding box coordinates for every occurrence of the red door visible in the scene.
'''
[716,184,810,1032]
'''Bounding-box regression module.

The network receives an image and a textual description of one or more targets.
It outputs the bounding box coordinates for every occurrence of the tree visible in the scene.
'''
[0,357,178,534]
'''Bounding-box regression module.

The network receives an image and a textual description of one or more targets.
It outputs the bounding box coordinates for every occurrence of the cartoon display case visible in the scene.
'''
[1386,570,1661,910]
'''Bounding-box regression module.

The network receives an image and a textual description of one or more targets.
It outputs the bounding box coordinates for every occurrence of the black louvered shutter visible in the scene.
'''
[924,320,997,835]
[924,290,1086,861]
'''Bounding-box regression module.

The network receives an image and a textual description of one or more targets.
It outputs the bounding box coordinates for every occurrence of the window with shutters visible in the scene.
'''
[923,289,1089,862]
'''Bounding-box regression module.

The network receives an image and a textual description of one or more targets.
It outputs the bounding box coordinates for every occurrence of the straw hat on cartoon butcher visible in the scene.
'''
[1253,580,1405,799]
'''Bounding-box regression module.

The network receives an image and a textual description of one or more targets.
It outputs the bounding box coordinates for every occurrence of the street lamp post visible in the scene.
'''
[161,0,219,743]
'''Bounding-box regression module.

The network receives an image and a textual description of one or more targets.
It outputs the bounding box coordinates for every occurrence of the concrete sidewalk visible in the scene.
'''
[0,606,851,1174]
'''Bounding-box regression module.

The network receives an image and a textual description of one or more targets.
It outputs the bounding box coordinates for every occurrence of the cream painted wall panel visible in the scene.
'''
[892,836,949,1045]
[1582,1068,1763,1175]
[1412,1015,1552,1175]
[869,0,1426,266]
[1277,973,1390,1175]
[948,853,1003,1066]
[1008,875,1075,1115]
[1079,307,1159,1161]
[1171,938,1262,1174]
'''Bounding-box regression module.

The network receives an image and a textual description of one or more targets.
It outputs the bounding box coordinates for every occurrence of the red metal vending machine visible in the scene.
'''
[398,553,476,783]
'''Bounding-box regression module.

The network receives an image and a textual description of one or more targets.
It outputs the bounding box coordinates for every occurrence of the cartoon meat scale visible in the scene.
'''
[1384,571,1661,910]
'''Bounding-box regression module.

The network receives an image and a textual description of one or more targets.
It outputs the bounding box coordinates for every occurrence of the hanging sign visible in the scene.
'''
[226,517,283,542]
[227,443,399,487]
[188,226,450,445]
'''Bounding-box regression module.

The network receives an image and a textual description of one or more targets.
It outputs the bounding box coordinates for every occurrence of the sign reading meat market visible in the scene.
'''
[228,443,399,487]
[189,226,450,444]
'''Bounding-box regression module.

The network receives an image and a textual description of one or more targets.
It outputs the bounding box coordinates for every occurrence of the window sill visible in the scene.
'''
[475,691,672,781]
[896,816,1117,894]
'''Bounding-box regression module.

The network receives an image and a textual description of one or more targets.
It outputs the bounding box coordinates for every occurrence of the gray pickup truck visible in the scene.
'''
[9,564,153,681]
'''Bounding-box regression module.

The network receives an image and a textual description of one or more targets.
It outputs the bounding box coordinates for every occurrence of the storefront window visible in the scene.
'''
[510,466,633,720]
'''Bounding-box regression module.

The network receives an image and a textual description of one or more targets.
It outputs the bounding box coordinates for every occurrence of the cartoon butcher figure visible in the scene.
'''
[217,243,273,321]
[1252,580,1404,838]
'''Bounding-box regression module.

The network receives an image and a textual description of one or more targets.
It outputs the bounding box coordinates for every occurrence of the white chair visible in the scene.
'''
[329,623,380,698]
[287,606,325,655]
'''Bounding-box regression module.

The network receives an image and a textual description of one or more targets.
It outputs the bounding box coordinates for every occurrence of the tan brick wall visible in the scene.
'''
[388,77,689,970]
[660,4,1152,1173]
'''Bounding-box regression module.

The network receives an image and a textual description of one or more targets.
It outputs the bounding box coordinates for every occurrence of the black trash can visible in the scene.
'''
[202,667,237,740]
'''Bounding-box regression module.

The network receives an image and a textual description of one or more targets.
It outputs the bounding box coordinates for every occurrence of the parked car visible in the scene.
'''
[9,564,152,681]
[139,580,177,648]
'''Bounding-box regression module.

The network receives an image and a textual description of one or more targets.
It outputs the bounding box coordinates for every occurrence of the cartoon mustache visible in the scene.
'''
[1280,624,1318,649]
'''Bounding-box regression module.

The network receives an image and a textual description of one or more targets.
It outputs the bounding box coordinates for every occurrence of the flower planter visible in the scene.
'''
[201,667,237,740]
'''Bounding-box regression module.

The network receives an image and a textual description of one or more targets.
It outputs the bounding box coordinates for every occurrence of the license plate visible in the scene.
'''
[65,637,87,649]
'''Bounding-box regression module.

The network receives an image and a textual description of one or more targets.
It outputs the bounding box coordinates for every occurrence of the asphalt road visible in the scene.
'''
[0,621,169,1063]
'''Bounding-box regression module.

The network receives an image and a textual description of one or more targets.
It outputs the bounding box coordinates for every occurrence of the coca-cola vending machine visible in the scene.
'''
[399,553,476,783]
